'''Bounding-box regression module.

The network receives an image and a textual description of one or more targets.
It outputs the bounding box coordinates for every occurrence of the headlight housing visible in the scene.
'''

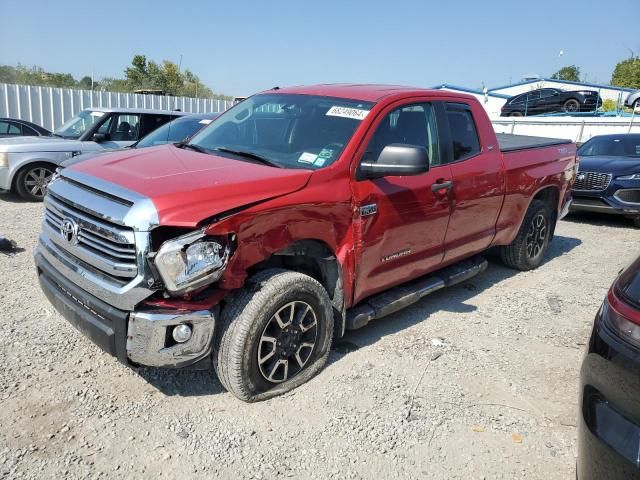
[154,229,231,295]
[617,174,640,180]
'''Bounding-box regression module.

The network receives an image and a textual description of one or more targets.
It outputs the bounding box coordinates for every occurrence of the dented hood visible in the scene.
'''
[68,144,312,226]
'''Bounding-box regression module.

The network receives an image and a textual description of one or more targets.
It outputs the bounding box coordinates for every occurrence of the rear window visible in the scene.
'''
[445,105,480,161]
[617,257,640,309]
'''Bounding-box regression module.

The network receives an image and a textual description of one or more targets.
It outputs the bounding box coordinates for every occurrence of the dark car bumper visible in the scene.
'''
[578,305,640,479]
[571,183,640,217]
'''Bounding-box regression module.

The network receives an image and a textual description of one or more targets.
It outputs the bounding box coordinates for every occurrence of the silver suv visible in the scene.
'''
[0,108,184,200]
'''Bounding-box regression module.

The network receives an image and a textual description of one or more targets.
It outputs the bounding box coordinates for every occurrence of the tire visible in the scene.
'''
[14,162,56,201]
[214,269,334,402]
[509,111,523,117]
[562,99,580,113]
[633,217,640,229]
[500,200,552,271]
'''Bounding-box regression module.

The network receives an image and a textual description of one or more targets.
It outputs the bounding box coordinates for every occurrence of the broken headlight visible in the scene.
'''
[154,229,231,295]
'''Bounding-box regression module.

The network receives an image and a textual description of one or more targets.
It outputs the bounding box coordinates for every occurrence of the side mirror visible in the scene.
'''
[359,144,430,180]
[92,132,109,142]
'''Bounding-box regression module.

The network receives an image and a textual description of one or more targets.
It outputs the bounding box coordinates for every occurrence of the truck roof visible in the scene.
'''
[269,84,473,103]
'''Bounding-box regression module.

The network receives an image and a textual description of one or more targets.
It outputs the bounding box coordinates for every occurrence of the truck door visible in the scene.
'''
[351,101,453,304]
[439,102,505,262]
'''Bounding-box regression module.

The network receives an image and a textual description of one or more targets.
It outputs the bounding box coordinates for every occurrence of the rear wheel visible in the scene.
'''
[500,200,552,270]
[633,217,640,229]
[214,269,333,402]
[563,99,581,113]
[510,111,523,117]
[14,163,55,201]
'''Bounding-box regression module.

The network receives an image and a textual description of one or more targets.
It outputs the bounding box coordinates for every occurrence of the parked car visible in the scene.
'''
[0,108,184,201]
[59,112,219,169]
[500,88,601,116]
[625,90,640,110]
[578,253,640,479]
[0,117,50,138]
[570,134,640,227]
[35,84,576,402]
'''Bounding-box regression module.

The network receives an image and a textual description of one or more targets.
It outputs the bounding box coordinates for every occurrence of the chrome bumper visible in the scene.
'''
[0,166,9,191]
[559,197,572,220]
[127,310,216,368]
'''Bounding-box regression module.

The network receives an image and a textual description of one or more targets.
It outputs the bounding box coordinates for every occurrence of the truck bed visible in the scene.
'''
[497,133,572,152]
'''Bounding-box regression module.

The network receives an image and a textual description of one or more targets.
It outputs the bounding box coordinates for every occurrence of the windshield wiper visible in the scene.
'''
[215,147,282,168]
[175,141,210,154]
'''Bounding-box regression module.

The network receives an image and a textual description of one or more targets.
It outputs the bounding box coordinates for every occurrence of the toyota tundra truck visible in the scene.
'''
[35,84,576,401]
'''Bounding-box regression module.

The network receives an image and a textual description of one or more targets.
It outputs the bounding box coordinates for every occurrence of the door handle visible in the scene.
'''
[431,180,453,192]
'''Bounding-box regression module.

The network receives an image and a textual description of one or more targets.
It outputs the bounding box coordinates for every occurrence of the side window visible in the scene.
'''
[110,114,141,141]
[0,121,8,134]
[364,103,440,167]
[18,124,38,136]
[445,104,480,162]
[139,114,173,138]
[6,122,21,135]
[527,91,541,101]
[510,94,525,105]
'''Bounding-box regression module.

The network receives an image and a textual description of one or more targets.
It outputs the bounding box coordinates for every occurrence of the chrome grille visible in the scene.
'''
[574,172,612,191]
[43,194,137,279]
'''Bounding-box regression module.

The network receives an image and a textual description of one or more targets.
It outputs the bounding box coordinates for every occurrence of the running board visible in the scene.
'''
[345,255,488,330]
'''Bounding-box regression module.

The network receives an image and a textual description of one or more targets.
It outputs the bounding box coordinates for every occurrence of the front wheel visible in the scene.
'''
[563,99,581,113]
[214,269,333,402]
[14,163,55,201]
[500,200,552,271]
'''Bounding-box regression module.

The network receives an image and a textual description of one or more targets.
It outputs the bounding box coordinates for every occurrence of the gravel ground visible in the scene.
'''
[1,192,638,480]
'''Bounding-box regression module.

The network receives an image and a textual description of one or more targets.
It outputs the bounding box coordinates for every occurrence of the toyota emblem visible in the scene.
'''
[60,218,79,245]
[577,172,585,181]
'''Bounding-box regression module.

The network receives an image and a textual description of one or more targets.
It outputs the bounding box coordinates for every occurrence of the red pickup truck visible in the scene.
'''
[35,84,576,401]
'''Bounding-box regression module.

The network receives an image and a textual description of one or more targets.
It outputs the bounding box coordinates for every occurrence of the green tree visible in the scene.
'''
[551,65,581,82]
[77,76,93,90]
[611,56,640,89]
[0,56,230,99]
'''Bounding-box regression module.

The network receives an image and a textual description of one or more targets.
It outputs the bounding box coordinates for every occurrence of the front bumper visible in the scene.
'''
[571,185,640,217]
[36,251,217,369]
[0,166,9,192]
[578,306,640,479]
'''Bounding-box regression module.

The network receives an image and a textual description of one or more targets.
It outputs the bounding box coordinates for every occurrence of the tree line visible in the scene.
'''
[551,56,640,89]
[0,54,231,100]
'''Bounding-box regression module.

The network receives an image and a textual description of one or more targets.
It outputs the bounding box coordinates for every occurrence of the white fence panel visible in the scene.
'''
[0,83,233,131]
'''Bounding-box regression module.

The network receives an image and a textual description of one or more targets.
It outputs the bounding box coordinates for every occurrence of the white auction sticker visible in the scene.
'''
[90,111,105,117]
[199,119,213,125]
[298,152,317,163]
[326,106,370,120]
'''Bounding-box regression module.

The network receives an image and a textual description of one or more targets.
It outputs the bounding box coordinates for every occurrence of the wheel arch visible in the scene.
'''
[247,239,346,338]
[11,158,58,191]
[530,185,559,238]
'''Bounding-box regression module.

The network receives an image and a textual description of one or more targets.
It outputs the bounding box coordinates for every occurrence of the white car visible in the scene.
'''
[0,108,184,200]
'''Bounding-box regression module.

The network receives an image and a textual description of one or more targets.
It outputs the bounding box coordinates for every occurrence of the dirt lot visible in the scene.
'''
[1,193,638,480]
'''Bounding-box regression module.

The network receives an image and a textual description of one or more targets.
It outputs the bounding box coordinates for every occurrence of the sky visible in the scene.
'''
[1,0,638,97]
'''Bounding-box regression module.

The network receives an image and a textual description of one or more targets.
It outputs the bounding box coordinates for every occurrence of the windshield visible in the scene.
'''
[578,135,640,158]
[53,110,106,139]
[187,94,374,169]
[136,116,214,148]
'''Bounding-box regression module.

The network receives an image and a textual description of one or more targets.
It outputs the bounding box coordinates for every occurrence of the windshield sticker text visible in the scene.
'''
[326,106,370,121]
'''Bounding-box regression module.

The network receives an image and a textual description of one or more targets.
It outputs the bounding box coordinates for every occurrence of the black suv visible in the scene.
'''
[500,88,601,116]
